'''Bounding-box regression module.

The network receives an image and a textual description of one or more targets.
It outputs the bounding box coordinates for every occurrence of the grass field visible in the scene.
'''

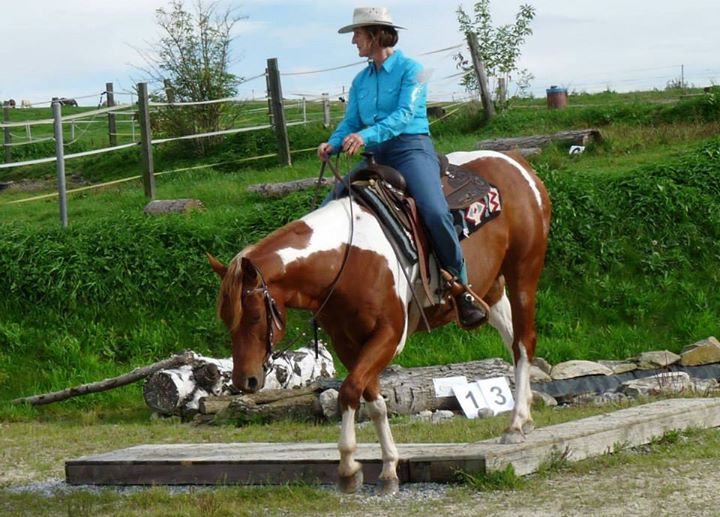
[1,86,719,515]
[1,87,719,411]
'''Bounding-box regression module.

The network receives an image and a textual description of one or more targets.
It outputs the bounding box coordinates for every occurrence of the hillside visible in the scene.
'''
[0,88,719,416]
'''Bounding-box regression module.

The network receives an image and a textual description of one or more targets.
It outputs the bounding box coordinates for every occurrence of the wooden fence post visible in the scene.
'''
[322,93,331,128]
[137,82,156,199]
[466,32,496,121]
[265,58,291,167]
[52,99,68,228]
[106,82,117,146]
[2,106,10,163]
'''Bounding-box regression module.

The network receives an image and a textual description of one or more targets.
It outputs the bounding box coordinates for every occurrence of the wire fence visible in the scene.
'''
[1,41,715,226]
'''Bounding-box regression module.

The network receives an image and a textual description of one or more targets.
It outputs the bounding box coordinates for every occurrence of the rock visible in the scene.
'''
[318,389,339,419]
[636,350,681,369]
[532,390,557,407]
[619,371,691,398]
[550,360,613,380]
[598,360,638,375]
[680,337,720,366]
[530,365,552,383]
[690,378,720,394]
[144,199,205,215]
[412,410,433,422]
[477,408,495,419]
[431,410,455,422]
[591,391,628,406]
[531,357,552,375]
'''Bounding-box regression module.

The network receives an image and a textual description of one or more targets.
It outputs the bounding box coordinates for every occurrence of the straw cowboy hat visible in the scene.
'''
[338,7,406,34]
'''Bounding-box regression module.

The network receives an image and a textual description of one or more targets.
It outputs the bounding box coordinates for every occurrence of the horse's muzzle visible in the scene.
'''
[232,371,264,394]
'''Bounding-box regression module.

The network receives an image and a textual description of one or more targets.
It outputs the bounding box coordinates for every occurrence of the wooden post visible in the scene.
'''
[321,93,331,128]
[137,82,156,199]
[163,79,175,104]
[106,82,117,146]
[266,58,291,166]
[52,99,68,228]
[2,106,10,163]
[497,77,507,107]
[466,32,495,121]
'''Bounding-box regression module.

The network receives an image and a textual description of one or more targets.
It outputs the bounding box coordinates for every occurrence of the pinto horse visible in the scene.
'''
[208,149,551,495]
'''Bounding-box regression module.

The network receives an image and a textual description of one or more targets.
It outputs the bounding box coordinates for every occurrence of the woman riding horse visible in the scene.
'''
[316,6,486,329]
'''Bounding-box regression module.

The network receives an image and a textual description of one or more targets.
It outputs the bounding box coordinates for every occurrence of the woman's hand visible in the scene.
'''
[341,133,365,156]
[317,142,334,161]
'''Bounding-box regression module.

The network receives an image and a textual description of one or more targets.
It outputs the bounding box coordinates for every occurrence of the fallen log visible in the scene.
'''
[476,129,602,151]
[200,358,513,423]
[12,351,197,406]
[143,344,336,416]
[211,383,327,425]
[247,177,329,198]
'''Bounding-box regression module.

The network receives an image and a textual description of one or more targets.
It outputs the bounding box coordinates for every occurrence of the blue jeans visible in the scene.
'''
[323,134,466,281]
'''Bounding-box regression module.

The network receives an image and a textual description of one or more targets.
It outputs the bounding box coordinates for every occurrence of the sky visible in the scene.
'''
[1,0,719,106]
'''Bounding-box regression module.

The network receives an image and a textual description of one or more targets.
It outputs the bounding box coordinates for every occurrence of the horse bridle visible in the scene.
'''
[241,261,284,366]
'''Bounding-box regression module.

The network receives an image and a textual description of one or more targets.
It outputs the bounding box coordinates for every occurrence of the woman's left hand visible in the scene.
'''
[341,133,365,156]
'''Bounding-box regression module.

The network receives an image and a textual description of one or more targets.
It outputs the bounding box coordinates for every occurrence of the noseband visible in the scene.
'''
[241,262,283,365]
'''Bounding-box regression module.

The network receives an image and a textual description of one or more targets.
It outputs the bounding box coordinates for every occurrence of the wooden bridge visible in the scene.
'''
[66,398,720,485]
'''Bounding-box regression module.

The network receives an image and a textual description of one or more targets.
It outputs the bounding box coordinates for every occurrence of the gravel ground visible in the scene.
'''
[5,458,720,517]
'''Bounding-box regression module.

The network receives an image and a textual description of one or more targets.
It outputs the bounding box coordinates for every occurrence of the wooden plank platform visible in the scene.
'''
[66,398,720,485]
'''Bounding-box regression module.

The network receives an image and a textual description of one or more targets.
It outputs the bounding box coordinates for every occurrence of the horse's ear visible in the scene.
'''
[240,256,259,287]
[207,253,227,278]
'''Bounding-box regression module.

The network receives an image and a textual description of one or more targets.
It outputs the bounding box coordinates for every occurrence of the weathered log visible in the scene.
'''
[200,358,513,423]
[144,199,205,215]
[213,393,322,425]
[143,344,335,416]
[476,129,602,151]
[12,351,197,406]
[247,177,329,197]
[378,358,513,414]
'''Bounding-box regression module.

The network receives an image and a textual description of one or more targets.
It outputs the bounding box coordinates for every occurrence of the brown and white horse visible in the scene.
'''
[208,150,551,495]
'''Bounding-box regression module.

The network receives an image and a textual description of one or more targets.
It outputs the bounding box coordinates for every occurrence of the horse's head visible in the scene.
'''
[208,253,285,393]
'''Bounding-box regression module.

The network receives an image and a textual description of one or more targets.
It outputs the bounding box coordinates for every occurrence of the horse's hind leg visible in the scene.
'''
[499,264,543,444]
[364,379,400,496]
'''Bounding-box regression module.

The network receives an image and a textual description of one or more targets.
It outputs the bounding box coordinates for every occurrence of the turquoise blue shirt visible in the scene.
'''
[328,49,430,150]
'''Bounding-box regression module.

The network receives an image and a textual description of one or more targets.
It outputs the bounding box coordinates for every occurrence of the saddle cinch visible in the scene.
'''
[346,153,502,320]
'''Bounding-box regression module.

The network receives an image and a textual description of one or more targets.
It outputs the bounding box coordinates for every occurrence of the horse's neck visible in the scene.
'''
[258,198,405,310]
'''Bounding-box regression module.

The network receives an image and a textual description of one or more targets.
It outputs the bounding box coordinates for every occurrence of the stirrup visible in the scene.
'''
[440,269,490,330]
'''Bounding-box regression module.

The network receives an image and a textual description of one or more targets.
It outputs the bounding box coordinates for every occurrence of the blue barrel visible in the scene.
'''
[546,85,568,109]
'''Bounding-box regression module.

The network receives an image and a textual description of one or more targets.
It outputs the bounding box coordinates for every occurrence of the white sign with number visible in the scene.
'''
[432,376,468,398]
[475,377,514,415]
[452,382,486,419]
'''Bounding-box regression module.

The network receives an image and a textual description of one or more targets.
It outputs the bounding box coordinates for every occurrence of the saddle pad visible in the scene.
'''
[452,185,502,241]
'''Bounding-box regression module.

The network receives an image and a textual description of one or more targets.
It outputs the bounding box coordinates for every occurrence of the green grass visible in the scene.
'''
[2,402,720,515]
[0,88,719,416]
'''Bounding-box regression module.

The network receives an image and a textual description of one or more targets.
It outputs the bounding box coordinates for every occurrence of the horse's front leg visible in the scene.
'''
[364,380,399,496]
[336,325,400,494]
[337,402,363,493]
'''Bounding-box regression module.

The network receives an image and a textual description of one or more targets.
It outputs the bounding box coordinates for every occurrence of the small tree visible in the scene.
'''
[139,0,244,155]
[456,1,535,108]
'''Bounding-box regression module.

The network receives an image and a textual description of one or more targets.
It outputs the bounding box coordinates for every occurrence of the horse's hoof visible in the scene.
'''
[376,477,400,496]
[338,469,364,493]
[500,430,525,444]
[522,421,535,434]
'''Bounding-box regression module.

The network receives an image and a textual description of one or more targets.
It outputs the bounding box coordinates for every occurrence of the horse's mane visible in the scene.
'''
[217,251,250,334]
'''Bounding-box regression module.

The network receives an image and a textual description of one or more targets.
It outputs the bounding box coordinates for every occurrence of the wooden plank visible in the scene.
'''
[66,398,720,485]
